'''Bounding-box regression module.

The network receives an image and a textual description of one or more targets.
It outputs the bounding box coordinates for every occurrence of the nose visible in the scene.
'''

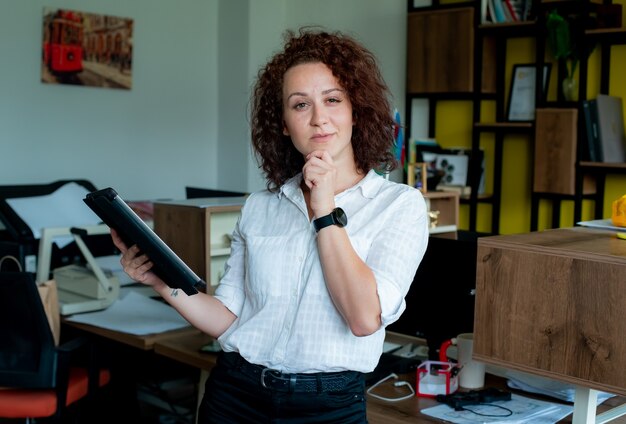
[310,104,328,127]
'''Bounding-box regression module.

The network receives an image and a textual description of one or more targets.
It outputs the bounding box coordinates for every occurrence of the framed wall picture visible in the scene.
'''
[506,64,551,122]
[41,8,134,90]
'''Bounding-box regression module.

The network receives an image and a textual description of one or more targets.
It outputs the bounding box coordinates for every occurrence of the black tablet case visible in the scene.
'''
[83,187,206,296]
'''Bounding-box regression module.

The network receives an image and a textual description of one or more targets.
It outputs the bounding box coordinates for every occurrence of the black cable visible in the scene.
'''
[459,402,513,417]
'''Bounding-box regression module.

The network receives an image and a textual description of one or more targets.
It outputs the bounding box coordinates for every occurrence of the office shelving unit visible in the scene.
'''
[529,1,626,229]
[406,0,626,233]
[405,0,499,233]
[471,19,539,234]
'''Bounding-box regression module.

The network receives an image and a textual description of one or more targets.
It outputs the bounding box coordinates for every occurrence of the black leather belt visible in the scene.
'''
[221,352,362,393]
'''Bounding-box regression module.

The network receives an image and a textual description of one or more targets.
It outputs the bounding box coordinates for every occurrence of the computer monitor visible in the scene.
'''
[387,231,487,359]
[185,187,247,199]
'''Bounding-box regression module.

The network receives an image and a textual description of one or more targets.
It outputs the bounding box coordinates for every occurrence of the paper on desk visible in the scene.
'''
[506,373,615,404]
[6,182,102,247]
[485,364,615,404]
[421,393,573,424]
[577,219,626,232]
[65,291,191,335]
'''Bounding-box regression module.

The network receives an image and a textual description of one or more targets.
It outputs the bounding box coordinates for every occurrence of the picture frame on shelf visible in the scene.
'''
[506,63,551,122]
[407,162,428,193]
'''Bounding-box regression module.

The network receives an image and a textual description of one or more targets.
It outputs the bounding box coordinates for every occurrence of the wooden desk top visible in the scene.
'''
[153,330,216,369]
[63,319,197,350]
[477,227,626,261]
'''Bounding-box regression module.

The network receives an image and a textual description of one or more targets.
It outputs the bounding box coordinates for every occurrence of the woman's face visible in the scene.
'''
[282,62,354,163]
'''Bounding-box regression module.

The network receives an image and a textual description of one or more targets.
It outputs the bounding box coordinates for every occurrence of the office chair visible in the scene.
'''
[0,272,111,423]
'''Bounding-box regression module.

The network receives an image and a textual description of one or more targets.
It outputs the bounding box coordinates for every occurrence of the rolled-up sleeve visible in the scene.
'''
[368,189,429,326]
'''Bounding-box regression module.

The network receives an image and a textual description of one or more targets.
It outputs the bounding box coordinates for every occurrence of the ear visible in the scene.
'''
[282,121,290,136]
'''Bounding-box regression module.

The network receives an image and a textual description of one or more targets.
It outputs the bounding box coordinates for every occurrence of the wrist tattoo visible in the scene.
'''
[171,288,179,297]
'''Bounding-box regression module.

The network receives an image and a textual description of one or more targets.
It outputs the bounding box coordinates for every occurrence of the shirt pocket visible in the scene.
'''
[245,235,293,296]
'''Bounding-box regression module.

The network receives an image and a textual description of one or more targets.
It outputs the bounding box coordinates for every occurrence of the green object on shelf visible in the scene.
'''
[546,9,577,78]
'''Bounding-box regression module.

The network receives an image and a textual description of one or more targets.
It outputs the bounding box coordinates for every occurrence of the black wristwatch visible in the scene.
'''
[313,207,347,232]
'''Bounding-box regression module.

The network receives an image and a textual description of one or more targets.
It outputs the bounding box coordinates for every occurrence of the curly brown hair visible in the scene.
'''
[250,27,398,192]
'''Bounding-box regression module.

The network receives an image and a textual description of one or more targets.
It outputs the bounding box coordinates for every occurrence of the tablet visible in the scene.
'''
[83,187,206,296]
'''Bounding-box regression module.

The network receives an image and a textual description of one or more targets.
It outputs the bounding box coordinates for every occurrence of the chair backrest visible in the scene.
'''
[0,179,98,241]
[0,272,58,388]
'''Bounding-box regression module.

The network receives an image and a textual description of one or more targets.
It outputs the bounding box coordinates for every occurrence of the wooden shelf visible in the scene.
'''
[423,191,459,234]
[474,122,534,133]
[579,162,626,172]
[585,27,626,43]
[478,19,537,36]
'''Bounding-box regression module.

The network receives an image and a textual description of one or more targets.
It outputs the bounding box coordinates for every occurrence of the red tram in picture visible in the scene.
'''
[42,9,84,74]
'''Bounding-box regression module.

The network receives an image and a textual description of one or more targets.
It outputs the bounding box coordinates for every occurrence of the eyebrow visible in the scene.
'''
[286,88,345,101]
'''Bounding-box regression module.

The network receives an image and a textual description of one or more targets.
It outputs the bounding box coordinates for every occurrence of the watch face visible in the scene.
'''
[334,207,347,227]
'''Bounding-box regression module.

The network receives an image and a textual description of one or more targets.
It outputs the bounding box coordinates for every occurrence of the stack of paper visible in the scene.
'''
[421,393,573,423]
[66,291,190,335]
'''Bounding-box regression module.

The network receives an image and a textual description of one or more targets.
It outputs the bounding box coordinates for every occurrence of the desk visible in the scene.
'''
[63,319,197,350]
[153,331,444,423]
[153,330,626,423]
[473,227,626,423]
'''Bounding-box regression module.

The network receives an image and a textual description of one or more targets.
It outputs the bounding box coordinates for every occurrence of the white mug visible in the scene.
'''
[440,333,486,389]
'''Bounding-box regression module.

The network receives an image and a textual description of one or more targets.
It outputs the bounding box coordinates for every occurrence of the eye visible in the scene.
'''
[326,97,341,104]
[294,102,308,110]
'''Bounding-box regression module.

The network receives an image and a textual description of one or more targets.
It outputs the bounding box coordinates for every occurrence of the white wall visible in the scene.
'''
[0,0,219,201]
[0,0,407,201]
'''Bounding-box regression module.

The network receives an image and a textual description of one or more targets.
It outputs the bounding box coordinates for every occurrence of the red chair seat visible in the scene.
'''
[0,367,110,418]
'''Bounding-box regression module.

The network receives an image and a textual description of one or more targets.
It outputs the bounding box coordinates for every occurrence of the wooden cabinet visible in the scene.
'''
[423,191,459,235]
[407,7,475,93]
[153,197,246,293]
[473,227,626,397]
[533,108,596,195]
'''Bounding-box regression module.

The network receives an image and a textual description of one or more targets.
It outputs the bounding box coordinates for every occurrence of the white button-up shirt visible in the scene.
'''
[215,170,429,373]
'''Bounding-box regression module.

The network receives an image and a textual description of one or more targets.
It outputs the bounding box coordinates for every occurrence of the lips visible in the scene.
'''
[311,133,332,141]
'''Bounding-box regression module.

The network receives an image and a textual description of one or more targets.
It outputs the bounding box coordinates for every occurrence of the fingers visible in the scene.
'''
[303,150,336,215]
[110,228,128,253]
[110,229,161,286]
[303,150,335,189]
[119,244,152,279]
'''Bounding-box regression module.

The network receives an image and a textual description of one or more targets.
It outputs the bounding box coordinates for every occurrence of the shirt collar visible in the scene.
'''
[278,168,384,200]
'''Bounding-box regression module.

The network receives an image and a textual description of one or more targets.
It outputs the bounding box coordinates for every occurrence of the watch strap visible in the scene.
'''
[313,214,335,232]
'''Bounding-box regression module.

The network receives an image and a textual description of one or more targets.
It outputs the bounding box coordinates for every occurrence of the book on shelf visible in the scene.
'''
[480,0,490,23]
[581,99,602,162]
[491,0,507,22]
[595,94,626,163]
[477,0,534,25]
[503,0,520,21]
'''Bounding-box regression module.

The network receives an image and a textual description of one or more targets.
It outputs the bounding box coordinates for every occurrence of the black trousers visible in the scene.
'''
[198,352,368,423]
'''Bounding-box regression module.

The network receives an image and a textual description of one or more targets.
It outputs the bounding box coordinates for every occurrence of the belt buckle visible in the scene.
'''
[260,367,280,389]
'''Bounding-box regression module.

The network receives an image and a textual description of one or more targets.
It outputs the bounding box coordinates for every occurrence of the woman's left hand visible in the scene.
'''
[303,150,336,216]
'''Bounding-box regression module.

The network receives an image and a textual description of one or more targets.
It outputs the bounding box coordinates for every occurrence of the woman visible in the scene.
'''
[113,27,429,423]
